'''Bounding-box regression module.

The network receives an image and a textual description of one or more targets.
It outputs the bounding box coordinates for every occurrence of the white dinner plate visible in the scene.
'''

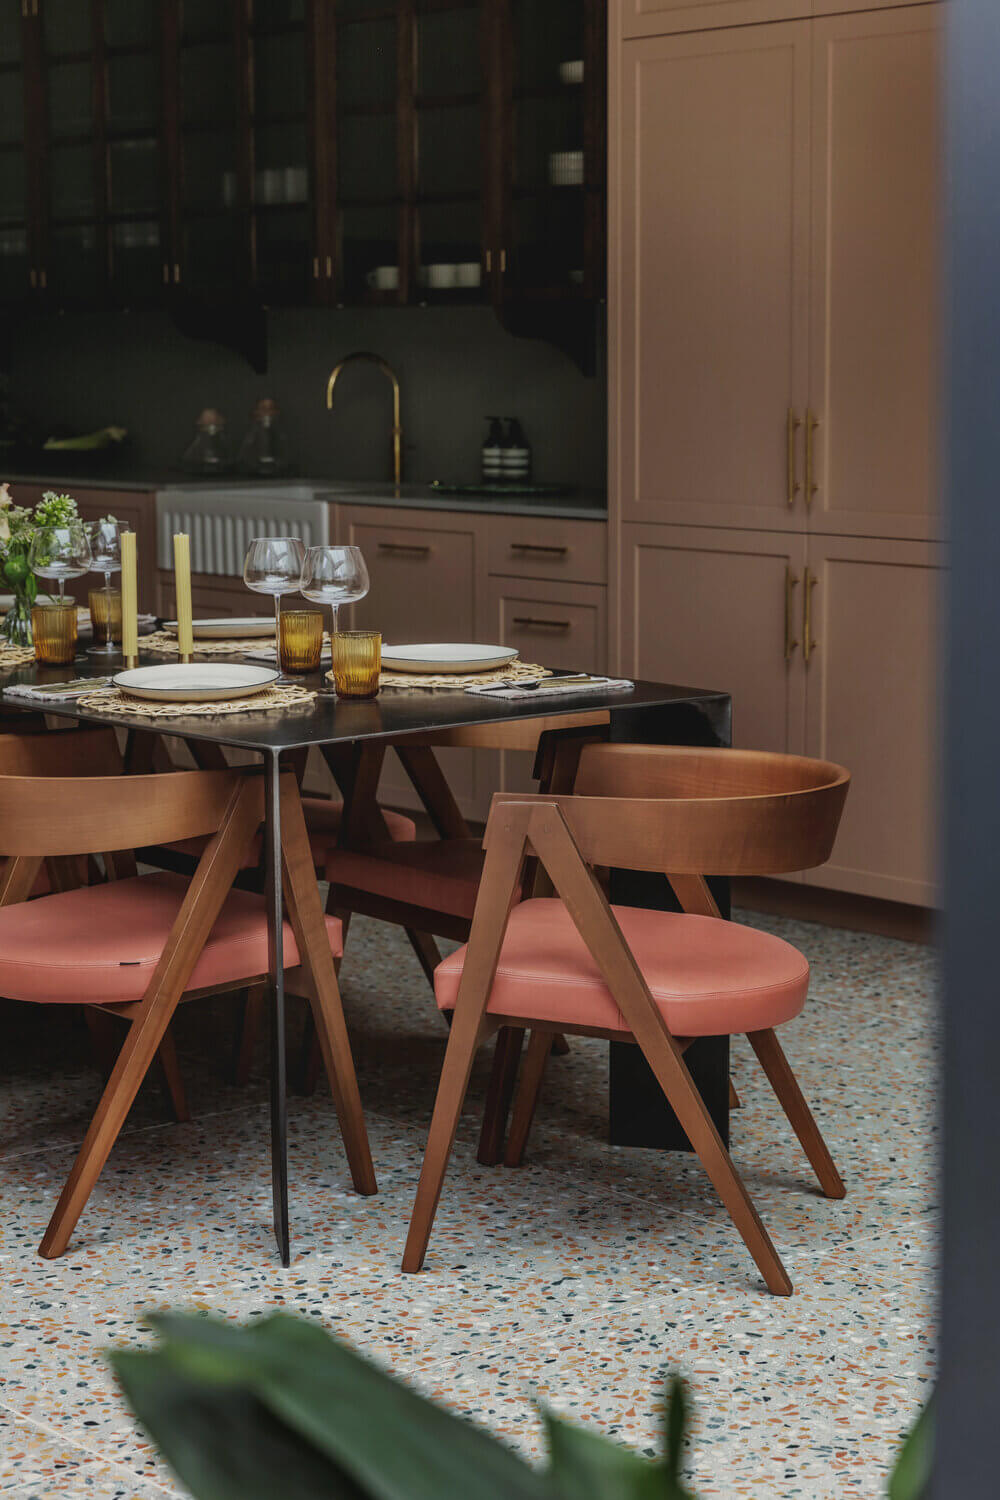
[113,663,279,703]
[381,643,519,674]
[162,617,276,639]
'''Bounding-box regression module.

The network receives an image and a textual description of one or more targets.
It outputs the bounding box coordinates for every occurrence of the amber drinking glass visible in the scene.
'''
[278,610,324,674]
[330,631,381,699]
[89,587,122,647]
[32,601,78,664]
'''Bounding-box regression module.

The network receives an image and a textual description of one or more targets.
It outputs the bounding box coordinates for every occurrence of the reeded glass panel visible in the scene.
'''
[416,199,482,289]
[338,114,395,202]
[0,74,23,145]
[338,202,398,302]
[257,204,309,301]
[112,219,162,299]
[254,33,306,119]
[47,60,92,136]
[255,0,306,24]
[0,7,22,64]
[417,8,478,97]
[181,42,236,126]
[104,0,157,49]
[108,54,159,133]
[49,145,95,220]
[417,107,479,198]
[182,0,232,43]
[43,0,91,58]
[0,154,26,223]
[49,224,100,300]
[109,139,160,217]
[337,19,396,111]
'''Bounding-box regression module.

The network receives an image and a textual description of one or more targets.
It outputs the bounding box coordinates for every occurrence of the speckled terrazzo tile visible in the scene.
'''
[5,1457,181,1500]
[0,1411,92,1491]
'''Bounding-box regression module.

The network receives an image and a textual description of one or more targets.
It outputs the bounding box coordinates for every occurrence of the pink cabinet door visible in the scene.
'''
[620,523,808,756]
[802,535,941,905]
[618,0,808,40]
[613,23,811,532]
[807,6,942,540]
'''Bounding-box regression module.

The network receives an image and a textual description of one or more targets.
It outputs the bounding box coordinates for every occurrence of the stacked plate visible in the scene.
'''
[161,617,275,639]
[382,644,518,674]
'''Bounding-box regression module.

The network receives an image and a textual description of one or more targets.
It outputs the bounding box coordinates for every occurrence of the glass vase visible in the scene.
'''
[0,593,32,646]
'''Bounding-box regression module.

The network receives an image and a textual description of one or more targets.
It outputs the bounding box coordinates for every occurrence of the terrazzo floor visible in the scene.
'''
[0,908,938,1499]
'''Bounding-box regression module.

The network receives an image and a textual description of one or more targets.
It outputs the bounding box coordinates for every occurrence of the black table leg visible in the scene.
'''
[606,695,732,1150]
[264,751,290,1266]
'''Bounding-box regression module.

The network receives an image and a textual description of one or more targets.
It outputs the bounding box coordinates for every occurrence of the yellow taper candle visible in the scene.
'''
[120,528,138,663]
[173,533,194,659]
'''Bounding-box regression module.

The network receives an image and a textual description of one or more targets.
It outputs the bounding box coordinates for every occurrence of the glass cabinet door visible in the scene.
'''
[0,8,29,302]
[334,7,400,304]
[251,1,311,302]
[502,0,603,300]
[175,0,241,295]
[103,0,162,301]
[412,2,486,304]
[40,0,101,301]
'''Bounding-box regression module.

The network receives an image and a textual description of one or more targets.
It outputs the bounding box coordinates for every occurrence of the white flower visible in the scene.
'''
[0,482,11,543]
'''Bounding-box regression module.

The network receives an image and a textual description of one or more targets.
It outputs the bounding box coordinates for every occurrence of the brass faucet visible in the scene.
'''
[325,351,402,486]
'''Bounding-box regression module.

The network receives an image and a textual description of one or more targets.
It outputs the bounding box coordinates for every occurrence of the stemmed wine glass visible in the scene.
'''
[243,535,306,680]
[28,521,90,604]
[86,519,129,655]
[299,545,370,635]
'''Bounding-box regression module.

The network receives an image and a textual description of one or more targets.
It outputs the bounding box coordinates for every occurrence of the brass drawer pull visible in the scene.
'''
[786,408,801,507]
[805,410,820,505]
[784,566,800,661]
[803,568,818,662]
[511,616,571,632]
[377,541,432,556]
[510,543,569,556]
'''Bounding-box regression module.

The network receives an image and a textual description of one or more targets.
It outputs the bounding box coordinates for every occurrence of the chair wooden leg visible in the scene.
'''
[504,1030,552,1167]
[747,1028,845,1199]
[477,1026,525,1166]
[551,1033,570,1057]
[83,1007,119,1080]
[403,1012,490,1273]
[232,983,267,1087]
[299,1012,322,1096]
[405,927,443,989]
[157,1026,190,1123]
[729,1077,742,1109]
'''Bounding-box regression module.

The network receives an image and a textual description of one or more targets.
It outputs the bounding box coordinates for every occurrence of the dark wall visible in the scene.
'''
[4,304,607,488]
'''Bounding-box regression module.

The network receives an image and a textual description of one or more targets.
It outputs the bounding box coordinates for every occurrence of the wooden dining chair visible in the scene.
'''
[402,744,850,1295]
[0,762,375,1257]
[317,714,610,1138]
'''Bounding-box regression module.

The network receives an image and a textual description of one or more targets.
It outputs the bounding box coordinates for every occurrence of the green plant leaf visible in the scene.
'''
[111,1350,370,1500]
[663,1376,688,1482]
[888,1400,933,1500]
[116,1314,554,1500]
[543,1375,695,1500]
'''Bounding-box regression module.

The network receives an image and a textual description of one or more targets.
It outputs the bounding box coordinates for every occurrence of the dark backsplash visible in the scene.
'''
[4,304,606,490]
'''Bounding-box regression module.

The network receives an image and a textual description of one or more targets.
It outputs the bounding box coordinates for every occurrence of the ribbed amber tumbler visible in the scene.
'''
[32,601,78,664]
[89,588,122,646]
[278,610,324,674]
[331,631,381,699]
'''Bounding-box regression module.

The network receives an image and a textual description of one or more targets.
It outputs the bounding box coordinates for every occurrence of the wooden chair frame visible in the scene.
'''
[403,746,850,1295]
[0,764,375,1257]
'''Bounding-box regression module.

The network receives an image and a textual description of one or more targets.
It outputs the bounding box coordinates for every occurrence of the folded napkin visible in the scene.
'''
[3,677,116,703]
[465,674,634,700]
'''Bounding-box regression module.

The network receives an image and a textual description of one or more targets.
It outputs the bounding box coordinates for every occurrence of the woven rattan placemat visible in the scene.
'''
[0,643,37,668]
[369,660,551,690]
[142,630,278,657]
[75,683,316,717]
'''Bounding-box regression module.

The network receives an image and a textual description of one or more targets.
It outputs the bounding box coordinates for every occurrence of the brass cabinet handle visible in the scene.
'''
[39,268,46,289]
[805,410,820,505]
[784,566,800,661]
[500,248,507,273]
[325,255,332,278]
[510,542,568,556]
[511,616,571,632]
[312,257,319,279]
[786,408,801,507]
[485,249,492,273]
[377,541,431,556]
[803,567,818,662]
[29,268,36,288]
[174,262,181,284]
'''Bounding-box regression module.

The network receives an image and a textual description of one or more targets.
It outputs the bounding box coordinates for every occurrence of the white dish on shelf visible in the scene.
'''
[162,617,275,639]
[559,58,584,85]
[113,663,279,703]
[381,643,519,674]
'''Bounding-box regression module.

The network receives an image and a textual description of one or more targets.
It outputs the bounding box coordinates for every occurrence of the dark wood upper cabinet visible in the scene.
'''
[9,0,606,358]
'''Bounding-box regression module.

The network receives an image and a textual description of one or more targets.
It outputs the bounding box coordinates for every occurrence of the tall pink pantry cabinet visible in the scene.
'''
[609,0,942,905]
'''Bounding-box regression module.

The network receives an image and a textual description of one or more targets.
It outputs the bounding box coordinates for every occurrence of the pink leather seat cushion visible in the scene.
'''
[166,797,417,869]
[0,872,342,1007]
[435,899,809,1037]
[326,838,490,920]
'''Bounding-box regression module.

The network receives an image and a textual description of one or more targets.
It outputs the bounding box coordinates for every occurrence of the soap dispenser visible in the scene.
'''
[502,417,532,485]
[482,416,504,483]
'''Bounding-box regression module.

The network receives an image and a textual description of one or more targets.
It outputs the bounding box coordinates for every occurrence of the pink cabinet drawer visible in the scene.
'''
[487,515,607,584]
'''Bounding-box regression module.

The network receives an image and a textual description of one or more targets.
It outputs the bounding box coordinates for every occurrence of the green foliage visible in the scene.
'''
[888,1400,933,1500]
[108,1313,928,1500]
[34,490,79,528]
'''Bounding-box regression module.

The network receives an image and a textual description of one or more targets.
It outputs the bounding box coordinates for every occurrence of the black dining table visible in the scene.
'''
[1,651,732,1265]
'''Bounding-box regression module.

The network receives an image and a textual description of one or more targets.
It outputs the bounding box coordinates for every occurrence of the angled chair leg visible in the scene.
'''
[550,1033,570,1057]
[157,1026,190,1123]
[232,983,267,1087]
[747,1028,845,1199]
[477,1026,525,1165]
[504,1030,552,1167]
[405,927,443,989]
[729,1077,742,1109]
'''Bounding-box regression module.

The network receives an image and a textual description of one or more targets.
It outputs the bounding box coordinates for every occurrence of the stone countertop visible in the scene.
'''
[4,469,607,521]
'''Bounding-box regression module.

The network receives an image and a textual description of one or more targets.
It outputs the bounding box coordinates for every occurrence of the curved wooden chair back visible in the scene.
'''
[0,727,123,779]
[488,745,849,879]
[0,767,262,858]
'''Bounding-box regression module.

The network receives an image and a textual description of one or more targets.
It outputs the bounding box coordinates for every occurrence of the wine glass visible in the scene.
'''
[243,535,306,679]
[86,519,129,655]
[28,521,90,604]
[299,545,370,635]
